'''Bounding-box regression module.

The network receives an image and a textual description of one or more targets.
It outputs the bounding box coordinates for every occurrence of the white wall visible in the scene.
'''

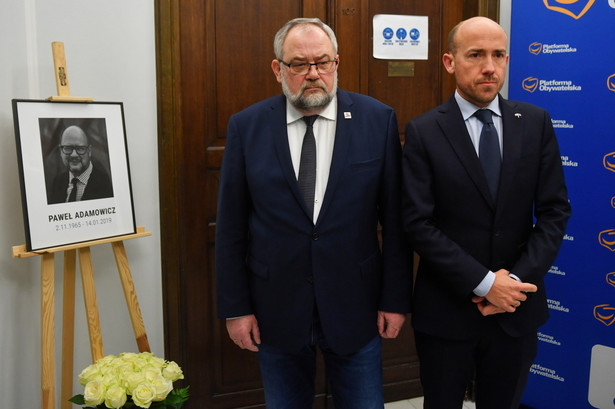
[0,1,163,407]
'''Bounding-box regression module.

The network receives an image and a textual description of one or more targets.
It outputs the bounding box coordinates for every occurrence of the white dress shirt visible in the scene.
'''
[286,96,337,224]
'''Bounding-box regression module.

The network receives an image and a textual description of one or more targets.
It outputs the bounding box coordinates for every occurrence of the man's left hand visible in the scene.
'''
[378,311,406,339]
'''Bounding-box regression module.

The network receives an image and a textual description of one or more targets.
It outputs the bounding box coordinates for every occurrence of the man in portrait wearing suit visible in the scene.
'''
[49,125,113,204]
[402,17,571,409]
[215,17,411,409]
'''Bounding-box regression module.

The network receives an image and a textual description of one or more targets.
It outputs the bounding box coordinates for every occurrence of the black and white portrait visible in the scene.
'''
[40,118,114,205]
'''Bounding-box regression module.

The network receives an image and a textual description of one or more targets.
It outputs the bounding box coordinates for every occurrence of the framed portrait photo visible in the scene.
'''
[12,100,136,251]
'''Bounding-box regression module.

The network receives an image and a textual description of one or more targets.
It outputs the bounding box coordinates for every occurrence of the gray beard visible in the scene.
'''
[281,73,337,112]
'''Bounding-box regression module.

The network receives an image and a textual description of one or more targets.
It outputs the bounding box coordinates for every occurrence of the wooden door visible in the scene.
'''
[155,1,497,407]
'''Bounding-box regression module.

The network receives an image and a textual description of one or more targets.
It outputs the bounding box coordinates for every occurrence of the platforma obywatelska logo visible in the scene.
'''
[608,73,615,92]
[604,152,615,173]
[529,42,543,55]
[522,77,539,92]
[599,229,615,251]
[543,0,596,19]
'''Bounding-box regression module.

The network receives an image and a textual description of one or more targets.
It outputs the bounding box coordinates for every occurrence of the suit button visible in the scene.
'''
[312,233,319,240]
[307,276,314,284]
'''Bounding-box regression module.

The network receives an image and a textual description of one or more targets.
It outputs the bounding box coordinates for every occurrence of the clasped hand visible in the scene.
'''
[472,269,537,316]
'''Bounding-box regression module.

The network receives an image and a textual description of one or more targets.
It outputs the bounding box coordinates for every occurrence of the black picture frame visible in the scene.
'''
[12,99,136,251]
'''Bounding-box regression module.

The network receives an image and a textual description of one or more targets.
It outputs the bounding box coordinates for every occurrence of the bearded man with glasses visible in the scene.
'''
[49,125,113,204]
[215,17,411,409]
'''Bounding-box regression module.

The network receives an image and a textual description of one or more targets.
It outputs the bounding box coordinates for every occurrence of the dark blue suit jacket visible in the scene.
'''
[402,95,571,339]
[215,90,412,354]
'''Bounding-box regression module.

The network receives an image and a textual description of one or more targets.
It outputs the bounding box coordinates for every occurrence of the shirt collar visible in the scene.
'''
[454,90,501,121]
[71,162,93,184]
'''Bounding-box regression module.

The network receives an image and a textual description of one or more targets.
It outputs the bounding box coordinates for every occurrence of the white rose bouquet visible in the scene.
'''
[69,352,189,409]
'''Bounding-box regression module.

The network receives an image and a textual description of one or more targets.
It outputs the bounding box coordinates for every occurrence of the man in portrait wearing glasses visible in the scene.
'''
[215,17,411,409]
[49,125,113,204]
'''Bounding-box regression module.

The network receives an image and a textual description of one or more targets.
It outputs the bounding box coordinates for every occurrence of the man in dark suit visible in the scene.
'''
[49,125,113,204]
[401,17,571,409]
[215,17,411,409]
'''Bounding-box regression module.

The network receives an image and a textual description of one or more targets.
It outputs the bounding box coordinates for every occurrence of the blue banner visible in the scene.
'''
[509,1,615,408]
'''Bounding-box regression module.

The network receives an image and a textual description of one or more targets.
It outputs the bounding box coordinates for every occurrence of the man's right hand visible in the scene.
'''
[473,269,537,316]
[226,314,261,352]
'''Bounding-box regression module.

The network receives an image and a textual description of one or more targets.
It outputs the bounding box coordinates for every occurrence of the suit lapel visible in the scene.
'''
[315,90,353,226]
[270,96,313,216]
[438,97,495,208]
[498,98,524,207]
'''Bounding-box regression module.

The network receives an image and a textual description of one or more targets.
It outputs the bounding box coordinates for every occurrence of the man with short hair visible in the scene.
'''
[215,17,411,409]
[402,17,571,408]
[49,125,113,204]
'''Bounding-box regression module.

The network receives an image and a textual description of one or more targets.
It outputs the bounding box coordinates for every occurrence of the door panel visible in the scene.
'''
[155,1,494,407]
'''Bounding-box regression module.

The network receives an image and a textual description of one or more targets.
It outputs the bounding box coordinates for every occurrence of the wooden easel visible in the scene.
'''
[47,41,93,103]
[12,42,151,409]
[13,227,152,409]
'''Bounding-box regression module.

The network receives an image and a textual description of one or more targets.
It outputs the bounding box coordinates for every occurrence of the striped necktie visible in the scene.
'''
[298,115,317,217]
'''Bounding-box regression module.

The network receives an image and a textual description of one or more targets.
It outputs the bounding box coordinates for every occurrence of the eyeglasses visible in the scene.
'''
[59,145,89,155]
[279,60,338,75]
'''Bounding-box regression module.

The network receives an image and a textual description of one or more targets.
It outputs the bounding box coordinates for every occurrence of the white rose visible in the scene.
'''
[78,364,100,385]
[142,365,162,382]
[151,375,173,401]
[104,384,127,409]
[97,355,116,367]
[120,352,139,362]
[133,356,149,371]
[146,355,165,370]
[83,379,105,406]
[124,372,146,393]
[162,361,184,382]
[132,382,156,409]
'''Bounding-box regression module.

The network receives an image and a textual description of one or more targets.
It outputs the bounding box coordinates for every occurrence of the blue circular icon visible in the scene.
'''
[410,28,420,41]
[383,27,394,40]
[396,28,407,40]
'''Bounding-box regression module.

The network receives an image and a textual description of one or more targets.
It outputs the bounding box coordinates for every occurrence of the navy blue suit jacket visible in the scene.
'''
[216,90,412,354]
[402,95,571,339]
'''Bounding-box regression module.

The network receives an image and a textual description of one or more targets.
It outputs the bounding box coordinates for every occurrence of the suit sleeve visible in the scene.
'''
[378,109,413,313]
[215,115,253,319]
[510,109,571,281]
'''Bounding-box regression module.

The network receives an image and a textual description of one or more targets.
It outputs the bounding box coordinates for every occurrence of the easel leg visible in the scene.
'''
[61,250,76,409]
[41,253,55,409]
[78,247,104,362]
[112,241,151,352]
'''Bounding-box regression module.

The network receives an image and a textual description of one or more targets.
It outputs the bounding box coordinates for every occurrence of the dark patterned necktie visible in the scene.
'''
[298,116,317,217]
[475,109,501,200]
[67,177,79,202]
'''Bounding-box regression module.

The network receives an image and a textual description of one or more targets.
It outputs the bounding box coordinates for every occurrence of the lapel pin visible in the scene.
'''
[344,112,352,119]
[514,113,522,118]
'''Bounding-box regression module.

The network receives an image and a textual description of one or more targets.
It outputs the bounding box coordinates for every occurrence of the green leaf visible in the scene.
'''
[69,394,85,405]
[163,386,190,409]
